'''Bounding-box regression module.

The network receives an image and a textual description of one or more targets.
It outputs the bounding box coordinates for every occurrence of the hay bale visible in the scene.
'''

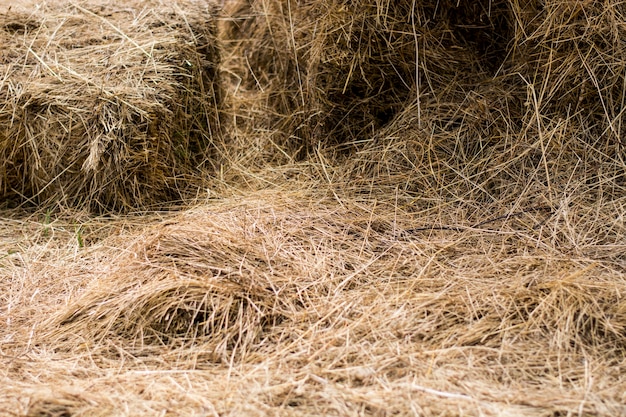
[224,0,625,169]
[344,0,626,202]
[223,0,514,151]
[0,0,221,211]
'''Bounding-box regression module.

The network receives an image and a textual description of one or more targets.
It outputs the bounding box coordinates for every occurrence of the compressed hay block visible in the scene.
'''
[223,0,417,148]
[346,0,626,204]
[226,0,626,160]
[0,0,221,211]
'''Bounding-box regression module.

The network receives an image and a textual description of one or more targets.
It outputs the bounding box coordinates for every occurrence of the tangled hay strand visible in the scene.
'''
[2,0,626,415]
[45,196,342,362]
[222,0,626,180]
[339,0,626,210]
[344,85,522,202]
[345,86,626,212]
[40,193,626,361]
[0,0,221,212]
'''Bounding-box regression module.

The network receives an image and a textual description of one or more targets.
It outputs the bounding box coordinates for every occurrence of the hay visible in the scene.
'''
[2,191,620,415]
[49,206,299,362]
[223,0,626,178]
[513,0,626,145]
[305,0,625,212]
[43,196,354,362]
[0,0,221,212]
[222,0,516,153]
[1,0,626,415]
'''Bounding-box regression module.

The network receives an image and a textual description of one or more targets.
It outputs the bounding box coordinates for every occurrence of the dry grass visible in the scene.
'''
[2,190,625,416]
[0,0,221,212]
[1,0,626,416]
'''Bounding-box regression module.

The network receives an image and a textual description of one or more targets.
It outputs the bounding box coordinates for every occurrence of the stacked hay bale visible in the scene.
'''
[349,0,626,203]
[0,0,221,212]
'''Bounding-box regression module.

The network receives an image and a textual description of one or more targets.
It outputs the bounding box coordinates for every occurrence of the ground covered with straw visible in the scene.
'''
[1,0,626,416]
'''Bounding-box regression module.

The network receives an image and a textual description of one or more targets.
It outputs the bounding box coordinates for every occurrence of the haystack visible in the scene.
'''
[224,0,626,190]
[0,0,221,212]
[299,0,626,207]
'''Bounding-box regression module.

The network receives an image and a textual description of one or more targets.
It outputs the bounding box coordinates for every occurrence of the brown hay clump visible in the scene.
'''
[223,0,626,194]
[20,191,626,415]
[0,0,221,212]
[45,200,314,363]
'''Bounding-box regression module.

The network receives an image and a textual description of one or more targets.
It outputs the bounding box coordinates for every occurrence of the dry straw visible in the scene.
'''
[0,0,221,212]
[1,0,626,416]
[341,0,626,216]
[222,0,516,153]
[24,191,626,416]
[222,0,625,169]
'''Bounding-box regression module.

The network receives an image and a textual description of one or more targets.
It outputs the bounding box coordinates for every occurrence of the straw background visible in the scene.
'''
[1,0,625,416]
